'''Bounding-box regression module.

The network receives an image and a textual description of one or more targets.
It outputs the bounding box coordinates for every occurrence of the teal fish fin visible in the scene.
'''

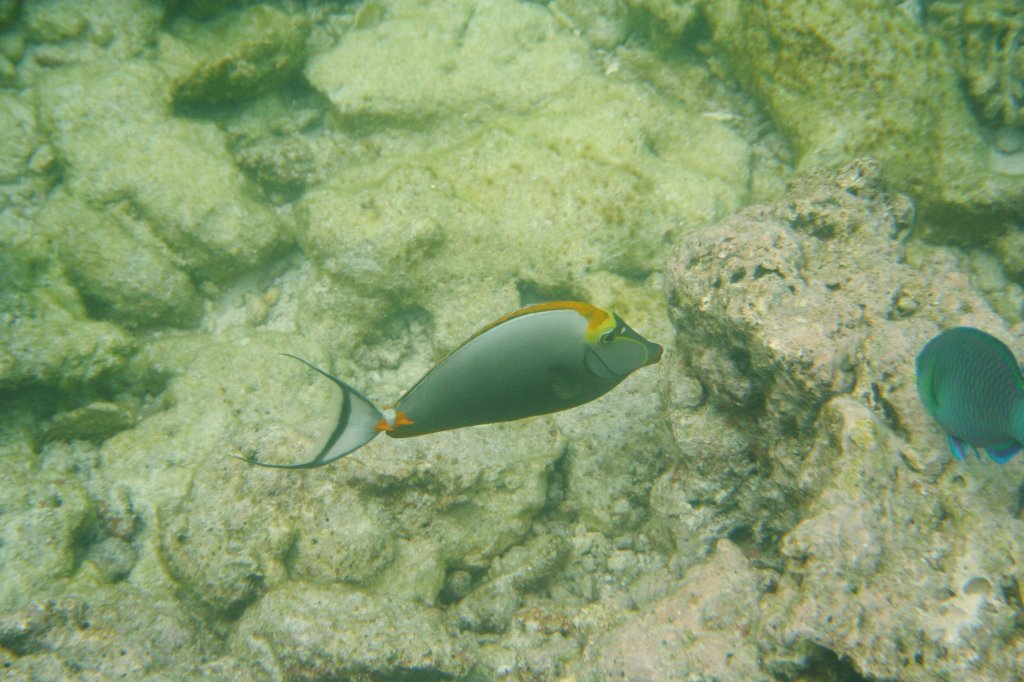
[947,435,968,462]
[238,354,383,469]
[984,441,1022,464]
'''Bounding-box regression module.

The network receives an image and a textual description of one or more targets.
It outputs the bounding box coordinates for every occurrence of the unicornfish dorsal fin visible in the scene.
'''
[241,354,384,469]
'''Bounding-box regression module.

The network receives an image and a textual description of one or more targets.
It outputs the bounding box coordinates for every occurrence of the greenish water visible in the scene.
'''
[1,1,1023,680]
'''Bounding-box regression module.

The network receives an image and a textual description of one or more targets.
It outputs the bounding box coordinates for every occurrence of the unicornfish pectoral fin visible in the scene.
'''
[241,354,383,469]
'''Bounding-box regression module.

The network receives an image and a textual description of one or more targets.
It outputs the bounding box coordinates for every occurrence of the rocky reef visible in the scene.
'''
[929,0,1024,129]
[647,158,1024,680]
[1,0,1024,680]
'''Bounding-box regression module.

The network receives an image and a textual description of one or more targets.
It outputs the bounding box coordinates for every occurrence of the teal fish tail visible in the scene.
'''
[984,443,1021,464]
[1001,397,1024,464]
[947,435,968,462]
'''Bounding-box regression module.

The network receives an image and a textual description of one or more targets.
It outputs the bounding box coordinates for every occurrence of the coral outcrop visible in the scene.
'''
[930,0,1024,128]
[658,158,1024,680]
[702,0,1024,231]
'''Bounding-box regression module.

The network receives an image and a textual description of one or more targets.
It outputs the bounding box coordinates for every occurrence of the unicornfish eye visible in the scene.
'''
[585,316,661,379]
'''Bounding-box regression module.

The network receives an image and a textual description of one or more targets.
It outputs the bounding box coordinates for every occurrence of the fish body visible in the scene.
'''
[916,326,1024,463]
[249,301,662,468]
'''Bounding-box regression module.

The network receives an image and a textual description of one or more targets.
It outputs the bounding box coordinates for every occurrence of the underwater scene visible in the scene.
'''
[2,0,1024,680]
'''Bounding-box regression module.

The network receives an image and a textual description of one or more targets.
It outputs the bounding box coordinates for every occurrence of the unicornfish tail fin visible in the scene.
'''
[240,354,383,469]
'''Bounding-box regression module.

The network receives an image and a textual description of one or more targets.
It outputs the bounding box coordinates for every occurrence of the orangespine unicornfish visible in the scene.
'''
[247,301,663,469]
[916,326,1024,463]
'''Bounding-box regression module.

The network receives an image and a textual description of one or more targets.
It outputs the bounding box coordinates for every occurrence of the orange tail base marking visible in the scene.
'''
[376,411,415,432]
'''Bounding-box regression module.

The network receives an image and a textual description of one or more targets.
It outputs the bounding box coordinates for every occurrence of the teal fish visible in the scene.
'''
[916,326,1024,463]
[247,301,662,469]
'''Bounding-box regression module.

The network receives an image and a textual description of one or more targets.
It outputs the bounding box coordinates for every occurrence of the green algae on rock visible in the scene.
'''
[173,0,256,21]
[0,92,36,186]
[0,91,55,209]
[232,584,476,679]
[929,0,1024,128]
[298,87,749,339]
[19,0,163,61]
[305,0,590,122]
[702,0,1024,231]
[0,0,18,30]
[42,401,137,443]
[161,459,396,616]
[20,0,88,43]
[97,333,325,508]
[219,87,345,201]
[37,58,288,283]
[0,216,134,391]
[0,462,93,613]
[47,195,203,329]
[0,588,213,678]
[168,5,310,107]
[554,0,706,52]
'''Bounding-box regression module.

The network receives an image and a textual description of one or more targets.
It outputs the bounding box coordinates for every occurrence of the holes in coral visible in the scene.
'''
[963,576,991,596]
[1000,577,1024,610]
[870,382,902,432]
[753,264,783,280]
[801,642,871,682]
[727,524,753,547]
[726,346,751,373]
[1015,481,1024,518]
